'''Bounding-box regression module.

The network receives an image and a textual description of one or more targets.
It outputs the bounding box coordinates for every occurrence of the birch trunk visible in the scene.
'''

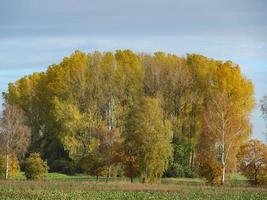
[5,145,8,180]
[221,149,225,185]
[221,165,225,185]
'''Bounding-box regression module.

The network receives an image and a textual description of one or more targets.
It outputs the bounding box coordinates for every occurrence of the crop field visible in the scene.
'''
[1,174,267,200]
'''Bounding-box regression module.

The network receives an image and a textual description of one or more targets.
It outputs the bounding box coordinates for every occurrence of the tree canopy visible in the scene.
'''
[2,50,255,183]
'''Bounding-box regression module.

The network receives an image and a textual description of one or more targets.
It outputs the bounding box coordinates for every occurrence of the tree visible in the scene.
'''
[261,95,267,120]
[200,92,252,185]
[0,155,20,178]
[141,53,203,177]
[197,61,254,185]
[24,153,48,180]
[2,50,255,179]
[124,97,173,183]
[261,95,267,139]
[81,126,123,181]
[81,151,107,180]
[237,140,267,185]
[52,97,94,161]
[0,104,31,179]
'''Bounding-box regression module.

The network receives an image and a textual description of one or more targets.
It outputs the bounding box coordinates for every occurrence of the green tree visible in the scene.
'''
[81,151,107,180]
[124,97,173,183]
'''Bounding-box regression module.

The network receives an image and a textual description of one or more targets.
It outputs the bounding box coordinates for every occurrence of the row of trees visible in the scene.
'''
[0,50,259,184]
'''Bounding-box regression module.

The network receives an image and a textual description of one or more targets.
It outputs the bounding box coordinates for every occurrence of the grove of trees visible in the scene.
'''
[1,50,257,184]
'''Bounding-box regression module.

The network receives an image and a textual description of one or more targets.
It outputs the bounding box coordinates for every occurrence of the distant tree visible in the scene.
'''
[99,128,123,181]
[0,105,31,179]
[261,95,267,119]
[24,153,48,180]
[237,140,267,185]
[124,97,173,183]
[261,95,267,139]
[81,127,123,181]
[81,151,107,181]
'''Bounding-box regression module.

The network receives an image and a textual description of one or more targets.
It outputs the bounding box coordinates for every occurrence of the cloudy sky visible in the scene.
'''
[0,0,266,141]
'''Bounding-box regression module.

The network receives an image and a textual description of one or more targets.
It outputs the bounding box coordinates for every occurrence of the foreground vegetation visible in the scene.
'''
[0,179,266,200]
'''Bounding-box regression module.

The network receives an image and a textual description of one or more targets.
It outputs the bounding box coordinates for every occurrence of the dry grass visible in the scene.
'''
[1,179,266,192]
[0,180,266,200]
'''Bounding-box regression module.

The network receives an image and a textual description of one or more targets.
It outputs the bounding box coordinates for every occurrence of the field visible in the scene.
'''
[1,173,267,200]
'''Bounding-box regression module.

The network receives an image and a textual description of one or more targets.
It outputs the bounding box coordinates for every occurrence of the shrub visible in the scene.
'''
[24,153,48,180]
[50,159,76,175]
[165,163,185,177]
[0,155,20,178]
[197,154,222,185]
[81,152,107,180]
[237,140,267,185]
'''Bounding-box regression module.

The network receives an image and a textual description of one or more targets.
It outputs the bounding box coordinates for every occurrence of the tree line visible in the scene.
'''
[1,49,265,184]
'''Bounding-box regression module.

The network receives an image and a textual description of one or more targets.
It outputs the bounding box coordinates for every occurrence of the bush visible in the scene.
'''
[50,159,76,175]
[197,154,222,185]
[165,163,185,177]
[24,153,48,180]
[237,140,267,185]
[0,155,20,178]
[81,152,107,180]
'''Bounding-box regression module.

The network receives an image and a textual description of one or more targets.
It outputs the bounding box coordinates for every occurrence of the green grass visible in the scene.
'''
[3,172,264,199]
[227,173,248,181]
[0,180,266,200]
[11,172,103,181]
[11,172,249,184]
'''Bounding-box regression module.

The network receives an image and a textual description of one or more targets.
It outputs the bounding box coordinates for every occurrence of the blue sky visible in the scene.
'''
[0,0,266,141]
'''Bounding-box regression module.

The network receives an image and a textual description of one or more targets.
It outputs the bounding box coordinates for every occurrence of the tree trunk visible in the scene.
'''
[130,176,133,183]
[254,166,258,185]
[106,166,111,182]
[5,141,9,180]
[221,146,225,185]
[5,154,8,180]
[221,165,225,185]
[190,149,194,172]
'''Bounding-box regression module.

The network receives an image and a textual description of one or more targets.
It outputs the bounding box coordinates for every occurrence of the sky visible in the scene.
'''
[0,0,266,142]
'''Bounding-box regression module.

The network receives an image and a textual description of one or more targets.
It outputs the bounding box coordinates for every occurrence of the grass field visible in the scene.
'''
[10,172,251,186]
[2,173,267,199]
[0,180,266,200]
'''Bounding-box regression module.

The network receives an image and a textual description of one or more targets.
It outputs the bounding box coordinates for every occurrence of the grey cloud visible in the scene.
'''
[0,0,267,141]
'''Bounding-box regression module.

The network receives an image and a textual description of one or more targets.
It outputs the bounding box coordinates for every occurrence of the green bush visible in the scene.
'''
[24,153,48,180]
[165,163,185,177]
[0,155,20,178]
[50,159,76,175]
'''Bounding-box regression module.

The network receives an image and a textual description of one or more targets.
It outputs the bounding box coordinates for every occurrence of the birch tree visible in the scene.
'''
[202,92,251,184]
[261,95,267,138]
[0,104,31,179]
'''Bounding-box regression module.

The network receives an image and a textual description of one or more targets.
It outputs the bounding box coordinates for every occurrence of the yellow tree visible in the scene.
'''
[198,61,254,185]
